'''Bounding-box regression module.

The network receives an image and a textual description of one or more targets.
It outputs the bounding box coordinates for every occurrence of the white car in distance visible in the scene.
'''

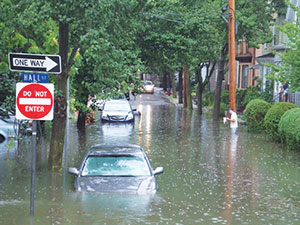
[100,100,136,122]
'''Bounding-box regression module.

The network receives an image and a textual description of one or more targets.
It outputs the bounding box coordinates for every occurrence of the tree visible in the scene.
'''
[0,0,50,113]
[138,0,224,109]
[71,1,145,128]
[47,0,147,170]
[195,62,216,114]
[0,0,146,170]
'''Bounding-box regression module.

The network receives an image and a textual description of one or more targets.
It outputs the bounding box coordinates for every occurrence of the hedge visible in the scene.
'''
[244,99,271,132]
[264,102,298,141]
[278,108,300,150]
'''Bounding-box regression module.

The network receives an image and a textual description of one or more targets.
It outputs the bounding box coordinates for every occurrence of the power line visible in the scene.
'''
[141,7,227,25]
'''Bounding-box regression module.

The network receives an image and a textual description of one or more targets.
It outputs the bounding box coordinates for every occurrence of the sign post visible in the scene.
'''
[16,82,54,216]
[11,52,60,217]
[30,121,37,217]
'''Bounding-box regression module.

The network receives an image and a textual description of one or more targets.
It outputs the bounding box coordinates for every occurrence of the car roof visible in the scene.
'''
[105,100,129,104]
[88,144,144,156]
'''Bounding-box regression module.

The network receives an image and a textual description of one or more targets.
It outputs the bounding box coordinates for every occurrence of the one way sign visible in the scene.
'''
[9,53,61,74]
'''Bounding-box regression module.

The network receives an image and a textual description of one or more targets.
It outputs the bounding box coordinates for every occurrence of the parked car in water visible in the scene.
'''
[0,108,17,143]
[0,118,16,143]
[100,100,136,122]
[68,144,164,193]
[144,80,155,94]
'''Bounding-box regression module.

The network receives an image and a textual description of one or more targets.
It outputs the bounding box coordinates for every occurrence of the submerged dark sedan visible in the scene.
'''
[68,144,164,194]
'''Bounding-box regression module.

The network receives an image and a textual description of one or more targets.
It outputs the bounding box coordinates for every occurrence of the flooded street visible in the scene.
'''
[1,89,300,224]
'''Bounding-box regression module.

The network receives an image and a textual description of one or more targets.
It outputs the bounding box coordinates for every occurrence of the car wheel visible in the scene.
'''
[0,135,5,144]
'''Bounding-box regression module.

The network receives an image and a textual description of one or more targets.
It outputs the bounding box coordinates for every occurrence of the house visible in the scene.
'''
[234,40,261,89]
[209,0,300,106]
[209,41,262,92]
[257,0,300,106]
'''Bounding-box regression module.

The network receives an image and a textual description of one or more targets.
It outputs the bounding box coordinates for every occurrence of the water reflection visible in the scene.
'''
[99,122,134,145]
[145,104,152,154]
[71,192,161,214]
[223,129,238,225]
[136,104,143,147]
[136,104,152,154]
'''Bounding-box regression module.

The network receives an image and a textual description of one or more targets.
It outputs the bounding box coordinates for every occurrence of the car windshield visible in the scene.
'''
[104,102,131,111]
[145,81,152,85]
[82,155,151,176]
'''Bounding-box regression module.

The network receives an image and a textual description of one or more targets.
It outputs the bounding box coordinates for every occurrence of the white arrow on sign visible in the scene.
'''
[12,56,58,72]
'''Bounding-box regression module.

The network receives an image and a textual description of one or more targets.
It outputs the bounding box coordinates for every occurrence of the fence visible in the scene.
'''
[274,91,300,106]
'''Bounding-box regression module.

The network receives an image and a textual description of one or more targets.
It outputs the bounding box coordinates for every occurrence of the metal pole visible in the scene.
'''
[229,0,236,111]
[62,77,69,191]
[30,120,37,216]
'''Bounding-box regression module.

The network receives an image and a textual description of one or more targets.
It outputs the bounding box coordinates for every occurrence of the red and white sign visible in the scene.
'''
[16,83,54,120]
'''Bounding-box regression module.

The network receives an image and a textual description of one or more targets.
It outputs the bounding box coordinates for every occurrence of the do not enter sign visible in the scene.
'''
[16,83,54,120]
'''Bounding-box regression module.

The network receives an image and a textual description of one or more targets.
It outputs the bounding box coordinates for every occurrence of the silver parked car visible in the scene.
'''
[0,108,17,143]
[68,144,164,194]
[100,100,136,122]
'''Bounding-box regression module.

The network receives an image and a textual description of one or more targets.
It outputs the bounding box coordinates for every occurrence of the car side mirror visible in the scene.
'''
[133,110,141,116]
[154,167,164,175]
[68,167,79,176]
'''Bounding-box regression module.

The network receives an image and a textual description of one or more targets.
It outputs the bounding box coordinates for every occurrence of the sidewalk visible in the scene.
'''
[161,90,246,124]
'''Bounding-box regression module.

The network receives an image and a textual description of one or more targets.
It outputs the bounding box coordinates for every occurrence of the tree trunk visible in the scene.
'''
[76,90,89,129]
[195,65,203,114]
[198,88,203,113]
[183,66,193,110]
[77,111,86,129]
[213,45,228,120]
[178,68,183,104]
[171,72,177,98]
[162,73,167,92]
[48,23,69,171]
[167,72,171,89]
[183,67,187,108]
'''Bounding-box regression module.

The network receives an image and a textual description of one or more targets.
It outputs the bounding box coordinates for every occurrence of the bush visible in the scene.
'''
[203,92,214,107]
[221,90,229,106]
[236,88,247,112]
[264,102,298,141]
[242,80,274,106]
[244,99,271,132]
[278,108,300,150]
[236,89,247,106]
[242,86,261,106]
[220,102,228,117]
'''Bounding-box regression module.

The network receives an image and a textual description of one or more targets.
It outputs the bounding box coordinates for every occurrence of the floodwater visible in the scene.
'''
[1,90,300,225]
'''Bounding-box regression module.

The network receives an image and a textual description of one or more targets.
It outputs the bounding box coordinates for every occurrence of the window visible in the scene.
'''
[82,155,151,176]
[242,65,249,88]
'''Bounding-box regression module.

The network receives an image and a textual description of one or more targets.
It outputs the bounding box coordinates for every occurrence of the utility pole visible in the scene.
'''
[228,0,236,111]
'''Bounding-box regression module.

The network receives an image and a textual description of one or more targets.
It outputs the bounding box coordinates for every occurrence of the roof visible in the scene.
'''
[236,53,252,63]
[256,52,275,59]
[256,52,275,64]
[88,144,144,156]
[105,100,129,104]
